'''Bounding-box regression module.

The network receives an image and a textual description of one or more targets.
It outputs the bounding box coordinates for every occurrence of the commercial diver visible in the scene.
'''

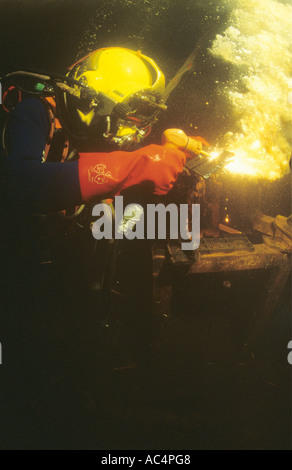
[0,47,205,214]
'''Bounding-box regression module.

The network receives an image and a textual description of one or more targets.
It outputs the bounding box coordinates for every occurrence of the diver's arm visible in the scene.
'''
[78,145,186,201]
[1,97,186,214]
[1,97,82,213]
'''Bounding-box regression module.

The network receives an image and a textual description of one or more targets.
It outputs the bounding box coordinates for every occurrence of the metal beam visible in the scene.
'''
[187,244,290,274]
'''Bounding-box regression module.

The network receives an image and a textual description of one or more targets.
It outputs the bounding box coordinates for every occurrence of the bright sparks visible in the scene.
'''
[209,0,292,180]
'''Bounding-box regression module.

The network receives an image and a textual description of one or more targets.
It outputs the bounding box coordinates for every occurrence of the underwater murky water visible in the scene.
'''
[0,1,291,451]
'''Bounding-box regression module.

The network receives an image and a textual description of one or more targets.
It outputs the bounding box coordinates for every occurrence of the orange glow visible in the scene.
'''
[210,144,289,180]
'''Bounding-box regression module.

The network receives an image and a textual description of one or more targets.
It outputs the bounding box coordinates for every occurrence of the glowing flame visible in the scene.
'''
[211,143,288,179]
[209,0,292,180]
[209,151,221,161]
[222,131,290,179]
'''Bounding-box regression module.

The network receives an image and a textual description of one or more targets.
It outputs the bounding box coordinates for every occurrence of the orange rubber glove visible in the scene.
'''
[78,144,186,202]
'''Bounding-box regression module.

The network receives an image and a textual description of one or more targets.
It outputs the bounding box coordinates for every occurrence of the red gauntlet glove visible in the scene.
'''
[78,144,186,202]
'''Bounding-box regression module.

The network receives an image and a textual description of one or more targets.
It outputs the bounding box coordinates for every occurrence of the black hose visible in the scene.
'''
[53,80,89,142]
[2,78,43,96]
[1,68,95,143]
[1,68,83,88]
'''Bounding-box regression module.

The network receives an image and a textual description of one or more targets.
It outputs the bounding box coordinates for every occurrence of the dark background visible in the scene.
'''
[0,0,291,450]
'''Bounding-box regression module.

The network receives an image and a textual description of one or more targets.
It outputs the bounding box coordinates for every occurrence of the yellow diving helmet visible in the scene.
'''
[65,47,166,149]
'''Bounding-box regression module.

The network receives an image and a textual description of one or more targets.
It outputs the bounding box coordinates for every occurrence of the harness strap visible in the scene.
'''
[41,97,70,162]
